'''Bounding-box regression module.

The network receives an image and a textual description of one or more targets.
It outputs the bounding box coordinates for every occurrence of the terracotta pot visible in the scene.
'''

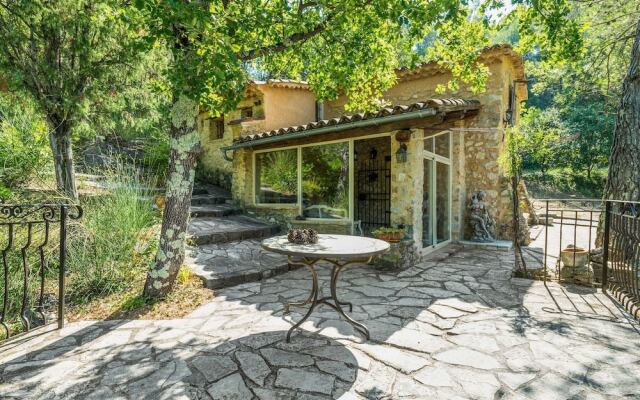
[375,231,403,243]
[560,247,589,267]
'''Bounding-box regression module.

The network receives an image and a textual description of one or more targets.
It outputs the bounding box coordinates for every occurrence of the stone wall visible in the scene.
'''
[324,54,523,241]
[198,94,264,189]
[450,121,466,241]
[390,129,424,247]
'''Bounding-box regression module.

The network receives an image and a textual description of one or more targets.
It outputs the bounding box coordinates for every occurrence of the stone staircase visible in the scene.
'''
[185,185,295,289]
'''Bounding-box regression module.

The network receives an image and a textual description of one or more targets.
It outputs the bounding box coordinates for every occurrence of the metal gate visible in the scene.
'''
[355,159,391,235]
[1,204,82,342]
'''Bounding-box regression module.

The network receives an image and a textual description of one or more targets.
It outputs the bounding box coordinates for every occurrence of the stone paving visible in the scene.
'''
[2,246,640,400]
[185,240,296,289]
[188,215,279,246]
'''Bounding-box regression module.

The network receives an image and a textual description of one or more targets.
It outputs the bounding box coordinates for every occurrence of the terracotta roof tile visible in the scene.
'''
[233,98,479,145]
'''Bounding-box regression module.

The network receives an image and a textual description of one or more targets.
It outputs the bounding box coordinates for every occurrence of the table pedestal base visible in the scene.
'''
[284,256,371,342]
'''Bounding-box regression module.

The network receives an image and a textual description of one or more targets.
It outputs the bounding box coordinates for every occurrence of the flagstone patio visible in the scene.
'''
[1,245,639,399]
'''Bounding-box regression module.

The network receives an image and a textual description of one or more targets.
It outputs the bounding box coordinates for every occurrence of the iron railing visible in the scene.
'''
[355,158,391,235]
[521,199,640,318]
[0,204,82,342]
[603,200,640,317]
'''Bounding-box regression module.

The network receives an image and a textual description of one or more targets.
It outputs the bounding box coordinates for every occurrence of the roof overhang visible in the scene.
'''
[221,99,479,157]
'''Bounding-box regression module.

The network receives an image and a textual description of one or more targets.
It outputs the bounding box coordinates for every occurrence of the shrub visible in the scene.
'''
[0,92,51,199]
[66,163,160,303]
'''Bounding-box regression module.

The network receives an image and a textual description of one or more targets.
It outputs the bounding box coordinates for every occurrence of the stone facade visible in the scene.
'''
[198,82,315,191]
[390,128,424,245]
[199,45,527,251]
[324,47,526,242]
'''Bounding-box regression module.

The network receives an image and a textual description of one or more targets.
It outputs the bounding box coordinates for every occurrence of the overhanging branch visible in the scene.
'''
[239,16,332,61]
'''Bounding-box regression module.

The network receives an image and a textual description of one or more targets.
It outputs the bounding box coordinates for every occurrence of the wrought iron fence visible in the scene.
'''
[519,199,640,318]
[603,200,640,317]
[0,204,82,342]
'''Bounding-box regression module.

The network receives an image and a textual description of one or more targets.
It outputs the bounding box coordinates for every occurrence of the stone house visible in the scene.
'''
[197,44,527,255]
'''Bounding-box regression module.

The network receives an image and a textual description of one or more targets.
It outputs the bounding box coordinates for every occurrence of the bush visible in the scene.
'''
[523,167,607,199]
[0,92,51,199]
[66,163,160,303]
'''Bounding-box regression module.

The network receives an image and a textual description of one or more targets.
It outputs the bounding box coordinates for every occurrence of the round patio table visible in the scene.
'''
[262,234,390,342]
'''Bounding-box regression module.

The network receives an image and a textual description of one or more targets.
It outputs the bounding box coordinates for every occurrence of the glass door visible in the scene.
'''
[435,161,450,243]
[422,158,433,247]
[422,131,452,250]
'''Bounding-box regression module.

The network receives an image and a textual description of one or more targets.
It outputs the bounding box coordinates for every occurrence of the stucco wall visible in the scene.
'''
[262,87,316,131]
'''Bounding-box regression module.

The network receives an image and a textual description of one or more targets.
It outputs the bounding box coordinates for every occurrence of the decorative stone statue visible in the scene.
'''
[469,191,495,242]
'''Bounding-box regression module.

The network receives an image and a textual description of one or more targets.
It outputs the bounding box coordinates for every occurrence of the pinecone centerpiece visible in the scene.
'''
[287,228,319,245]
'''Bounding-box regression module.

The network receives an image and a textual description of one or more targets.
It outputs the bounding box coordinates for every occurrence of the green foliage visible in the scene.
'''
[142,137,171,176]
[302,143,349,212]
[73,48,172,143]
[130,0,485,115]
[372,226,405,235]
[66,163,159,303]
[0,163,158,339]
[260,150,298,195]
[0,92,50,198]
[524,167,607,199]
[0,1,144,126]
[426,18,491,95]
[521,60,615,179]
[492,0,627,193]
[499,126,525,179]
[510,0,583,60]
[519,107,564,177]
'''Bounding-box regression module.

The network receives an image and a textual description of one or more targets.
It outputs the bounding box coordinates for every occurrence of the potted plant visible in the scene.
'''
[372,227,404,243]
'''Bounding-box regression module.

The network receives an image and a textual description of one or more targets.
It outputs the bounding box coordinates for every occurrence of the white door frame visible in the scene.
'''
[420,131,453,255]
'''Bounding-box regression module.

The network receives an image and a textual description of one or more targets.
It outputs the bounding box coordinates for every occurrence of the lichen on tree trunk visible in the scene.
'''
[144,95,200,298]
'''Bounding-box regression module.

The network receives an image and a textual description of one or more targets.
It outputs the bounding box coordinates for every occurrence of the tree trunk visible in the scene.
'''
[596,18,640,247]
[519,179,539,225]
[604,18,640,202]
[48,127,79,202]
[143,95,200,298]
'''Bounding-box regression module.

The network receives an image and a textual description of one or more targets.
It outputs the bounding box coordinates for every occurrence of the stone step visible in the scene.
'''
[190,194,231,206]
[190,204,241,218]
[192,184,232,197]
[185,240,297,289]
[188,215,280,245]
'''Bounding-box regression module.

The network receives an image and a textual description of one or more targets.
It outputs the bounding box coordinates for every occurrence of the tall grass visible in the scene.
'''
[66,163,159,304]
[0,162,160,340]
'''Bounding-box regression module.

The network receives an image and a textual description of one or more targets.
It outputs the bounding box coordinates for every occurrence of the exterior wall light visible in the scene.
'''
[396,143,408,163]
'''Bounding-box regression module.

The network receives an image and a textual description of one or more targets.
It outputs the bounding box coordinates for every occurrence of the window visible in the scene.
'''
[255,149,298,204]
[434,133,450,158]
[302,142,349,219]
[424,131,451,160]
[209,118,224,140]
[240,107,253,119]
[506,85,515,126]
